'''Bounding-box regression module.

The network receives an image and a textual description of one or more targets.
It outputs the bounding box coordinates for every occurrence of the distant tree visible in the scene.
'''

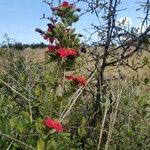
[14,42,24,50]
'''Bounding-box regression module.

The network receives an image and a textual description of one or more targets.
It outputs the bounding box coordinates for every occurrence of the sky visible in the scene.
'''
[0,0,144,44]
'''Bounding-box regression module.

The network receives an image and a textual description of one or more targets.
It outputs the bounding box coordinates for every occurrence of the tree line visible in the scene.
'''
[0,42,48,50]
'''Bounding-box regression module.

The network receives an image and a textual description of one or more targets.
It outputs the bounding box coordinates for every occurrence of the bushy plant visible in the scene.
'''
[0,0,150,150]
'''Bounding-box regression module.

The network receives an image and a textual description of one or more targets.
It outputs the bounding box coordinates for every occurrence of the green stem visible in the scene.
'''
[50,59,63,116]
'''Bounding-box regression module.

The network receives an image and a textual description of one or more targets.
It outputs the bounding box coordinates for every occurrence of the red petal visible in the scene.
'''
[43,117,64,133]
[65,75,87,86]
[67,49,78,56]
[57,48,68,57]
[62,1,69,7]
[65,75,75,80]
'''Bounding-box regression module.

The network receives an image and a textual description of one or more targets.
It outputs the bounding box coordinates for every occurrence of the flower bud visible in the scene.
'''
[35,28,45,34]
[47,23,55,31]
[78,34,83,37]
[51,7,58,12]
[76,8,81,12]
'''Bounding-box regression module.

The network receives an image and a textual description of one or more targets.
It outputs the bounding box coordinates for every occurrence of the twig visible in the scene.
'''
[0,132,35,150]
[60,69,97,122]
[97,96,110,150]
[104,77,127,150]
[0,78,29,102]
[6,141,13,150]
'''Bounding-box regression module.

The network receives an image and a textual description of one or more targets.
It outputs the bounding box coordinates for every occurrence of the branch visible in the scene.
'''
[106,25,150,66]
[0,132,35,150]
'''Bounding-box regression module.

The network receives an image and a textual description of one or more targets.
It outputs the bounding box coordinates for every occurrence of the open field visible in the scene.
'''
[20,47,150,79]
[0,47,150,149]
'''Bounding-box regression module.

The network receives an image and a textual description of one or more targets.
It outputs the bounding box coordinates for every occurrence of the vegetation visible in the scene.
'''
[0,0,150,150]
[0,34,48,50]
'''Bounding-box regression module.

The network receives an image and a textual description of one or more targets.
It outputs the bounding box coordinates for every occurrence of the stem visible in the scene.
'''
[51,59,63,116]
[27,65,33,123]
[28,89,33,123]
[97,97,109,150]
[0,78,29,102]
[60,86,85,122]
[104,78,127,150]
[6,141,13,150]
[60,69,97,122]
[0,132,35,150]
[62,68,66,93]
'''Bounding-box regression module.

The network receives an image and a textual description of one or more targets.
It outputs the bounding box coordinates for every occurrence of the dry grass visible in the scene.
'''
[21,48,47,62]
[1,47,150,82]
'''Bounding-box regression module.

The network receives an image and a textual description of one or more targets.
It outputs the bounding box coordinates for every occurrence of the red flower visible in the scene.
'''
[47,24,55,31]
[43,117,64,133]
[52,1,73,11]
[65,75,87,86]
[61,1,69,7]
[43,35,49,40]
[49,37,55,44]
[43,25,56,43]
[57,48,78,58]
[46,45,59,53]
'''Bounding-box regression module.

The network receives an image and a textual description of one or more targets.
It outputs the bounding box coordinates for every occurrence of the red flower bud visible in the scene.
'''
[47,23,55,30]
[52,7,59,12]
[61,1,70,7]
[43,35,49,40]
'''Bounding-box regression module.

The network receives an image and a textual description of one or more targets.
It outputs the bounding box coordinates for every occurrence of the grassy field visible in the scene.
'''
[0,47,150,149]
[21,47,150,79]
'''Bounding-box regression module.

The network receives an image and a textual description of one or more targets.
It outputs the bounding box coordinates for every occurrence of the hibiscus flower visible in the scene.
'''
[43,117,64,133]
[65,75,87,86]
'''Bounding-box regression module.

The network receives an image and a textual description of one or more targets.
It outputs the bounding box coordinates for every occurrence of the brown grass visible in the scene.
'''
[1,47,150,82]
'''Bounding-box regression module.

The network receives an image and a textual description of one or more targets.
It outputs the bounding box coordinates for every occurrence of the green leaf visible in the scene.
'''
[63,92,73,99]
[39,106,47,117]
[81,116,86,127]
[87,138,94,146]
[42,132,49,139]
[35,84,41,96]
[78,127,87,138]
[20,111,30,121]
[10,116,24,133]
[35,118,44,133]
[10,116,18,128]
[46,139,57,150]
[49,52,59,62]
[56,95,63,102]
[144,78,150,85]
[37,138,45,150]
[20,73,28,83]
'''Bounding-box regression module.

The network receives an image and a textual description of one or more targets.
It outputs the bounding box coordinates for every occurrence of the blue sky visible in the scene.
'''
[0,0,143,44]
